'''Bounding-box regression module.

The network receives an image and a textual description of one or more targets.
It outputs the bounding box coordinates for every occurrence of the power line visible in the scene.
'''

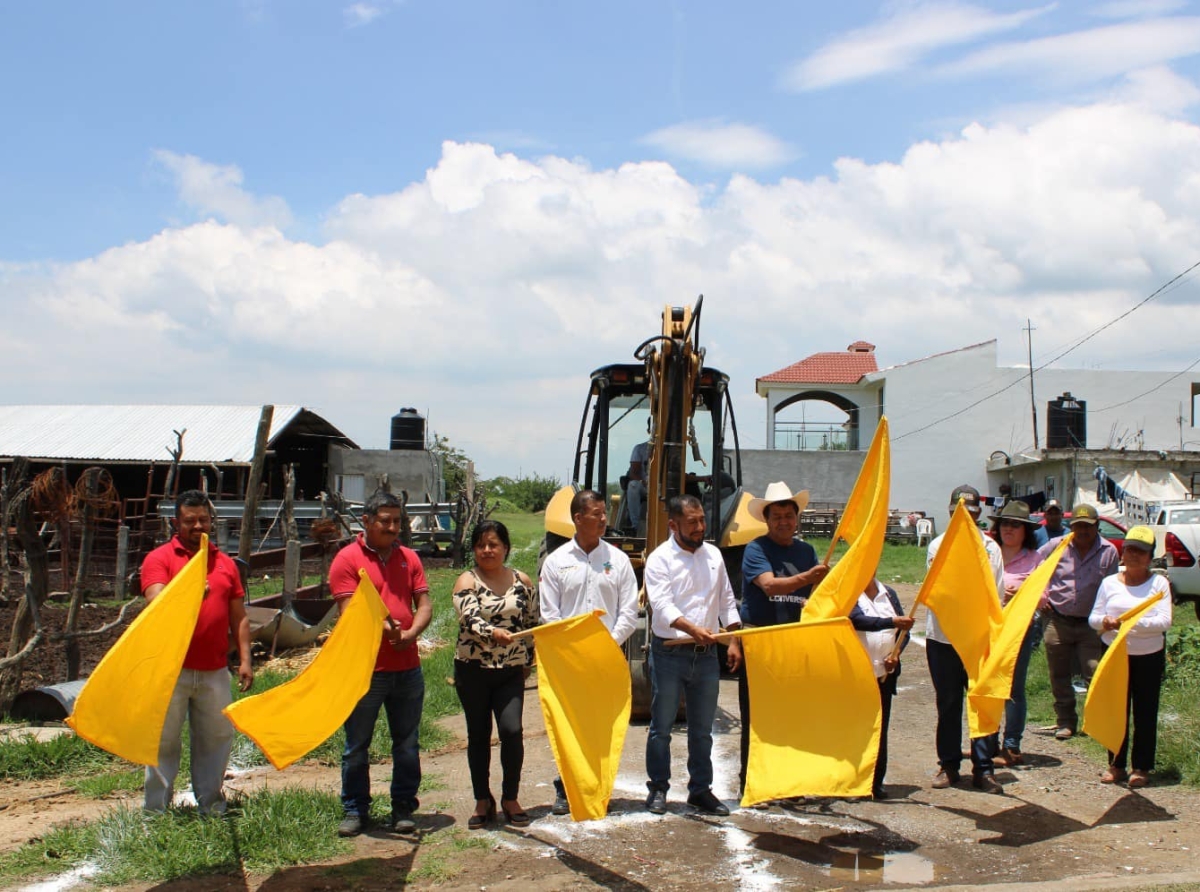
[892,258,1200,442]
[1091,356,1200,413]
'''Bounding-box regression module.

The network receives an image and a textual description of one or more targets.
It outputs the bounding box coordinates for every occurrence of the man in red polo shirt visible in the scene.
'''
[329,490,432,837]
[140,490,253,816]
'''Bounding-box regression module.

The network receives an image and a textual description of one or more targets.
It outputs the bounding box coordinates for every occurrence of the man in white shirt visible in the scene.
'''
[539,489,639,814]
[925,484,1006,794]
[643,494,742,817]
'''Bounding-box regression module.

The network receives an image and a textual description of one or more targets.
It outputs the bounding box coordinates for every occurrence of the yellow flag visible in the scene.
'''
[66,535,209,765]
[916,502,1002,736]
[736,617,881,806]
[531,611,630,821]
[917,501,1001,672]
[804,418,891,621]
[1083,591,1167,754]
[968,535,1073,736]
[224,570,388,770]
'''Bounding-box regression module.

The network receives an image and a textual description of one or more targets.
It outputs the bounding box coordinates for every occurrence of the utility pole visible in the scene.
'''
[1025,319,1039,450]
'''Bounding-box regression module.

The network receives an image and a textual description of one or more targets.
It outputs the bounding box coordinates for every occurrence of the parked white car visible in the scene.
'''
[1147,500,1200,620]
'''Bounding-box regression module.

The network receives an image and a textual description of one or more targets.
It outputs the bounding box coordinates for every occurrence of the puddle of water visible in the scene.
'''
[827,850,936,885]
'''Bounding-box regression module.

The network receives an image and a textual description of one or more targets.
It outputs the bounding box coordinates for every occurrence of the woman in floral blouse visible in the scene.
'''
[453,520,539,828]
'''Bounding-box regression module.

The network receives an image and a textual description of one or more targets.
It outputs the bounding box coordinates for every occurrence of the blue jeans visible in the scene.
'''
[926,639,996,774]
[646,638,720,796]
[1003,617,1040,751]
[341,667,425,817]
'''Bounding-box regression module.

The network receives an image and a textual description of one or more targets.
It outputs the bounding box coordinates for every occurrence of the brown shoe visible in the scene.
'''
[1128,770,1150,789]
[932,768,960,789]
[1001,747,1024,766]
[973,773,1004,795]
[1100,766,1128,784]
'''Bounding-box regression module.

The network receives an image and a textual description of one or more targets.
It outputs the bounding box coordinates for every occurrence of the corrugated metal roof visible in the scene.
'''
[0,405,338,463]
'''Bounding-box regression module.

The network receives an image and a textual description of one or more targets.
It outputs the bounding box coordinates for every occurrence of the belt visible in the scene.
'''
[1050,608,1088,621]
[656,636,715,654]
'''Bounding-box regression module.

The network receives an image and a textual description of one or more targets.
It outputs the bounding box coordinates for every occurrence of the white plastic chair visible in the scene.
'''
[915,517,934,547]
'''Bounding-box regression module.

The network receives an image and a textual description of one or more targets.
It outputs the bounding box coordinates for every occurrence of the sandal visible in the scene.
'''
[468,795,496,830]
[501,801,531,827]
[1101,766,1128,785]
[1128,770,1150,789]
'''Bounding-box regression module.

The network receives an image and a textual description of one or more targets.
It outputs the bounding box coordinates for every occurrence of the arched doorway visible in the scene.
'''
[772,391,861,451]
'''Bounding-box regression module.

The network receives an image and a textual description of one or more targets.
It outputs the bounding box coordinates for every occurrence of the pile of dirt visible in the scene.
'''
[0,597,132,690]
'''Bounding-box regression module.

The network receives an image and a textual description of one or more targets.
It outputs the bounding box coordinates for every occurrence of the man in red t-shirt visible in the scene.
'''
[140,490,252,815]
[329,490,432,837]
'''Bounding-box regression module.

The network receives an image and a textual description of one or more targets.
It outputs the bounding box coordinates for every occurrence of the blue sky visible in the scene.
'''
[3,1,1200,477]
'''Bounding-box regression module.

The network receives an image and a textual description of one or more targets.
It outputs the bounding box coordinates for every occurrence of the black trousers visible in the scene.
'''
[1111,648,1166,772]
[454,660,525,801]
[926,639,996,773]
[875,672,897,793]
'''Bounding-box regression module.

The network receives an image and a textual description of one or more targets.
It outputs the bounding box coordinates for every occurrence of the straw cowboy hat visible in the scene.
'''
[748,482,810,523]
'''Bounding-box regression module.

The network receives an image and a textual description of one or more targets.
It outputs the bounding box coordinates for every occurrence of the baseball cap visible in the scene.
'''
[1044,499,1063,513]
[1124,526,1156,551]
[949,484,981,514]
[1069,504,1100,525]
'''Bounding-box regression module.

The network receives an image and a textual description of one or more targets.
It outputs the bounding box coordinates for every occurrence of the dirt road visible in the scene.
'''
[7,591,1200,890]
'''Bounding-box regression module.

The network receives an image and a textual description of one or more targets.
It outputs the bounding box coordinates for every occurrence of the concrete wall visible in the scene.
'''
[739,449,866,505]
[327,446,442,501]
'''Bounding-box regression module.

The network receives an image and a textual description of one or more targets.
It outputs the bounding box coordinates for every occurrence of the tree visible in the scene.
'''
[430,432,472,497]
[485,473,562,513]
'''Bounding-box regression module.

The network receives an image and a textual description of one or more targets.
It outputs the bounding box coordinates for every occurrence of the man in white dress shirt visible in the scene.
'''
[539,489,639,814]
[643,494,742,817]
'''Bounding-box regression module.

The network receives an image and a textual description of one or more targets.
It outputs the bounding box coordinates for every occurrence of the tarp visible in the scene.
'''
[735,617,880,805]
[224,570,387,770]
[66,535,208,765]
[531,611,631,821]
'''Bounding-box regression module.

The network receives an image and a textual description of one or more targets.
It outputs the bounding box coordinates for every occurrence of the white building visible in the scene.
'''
[750,340,1200,518]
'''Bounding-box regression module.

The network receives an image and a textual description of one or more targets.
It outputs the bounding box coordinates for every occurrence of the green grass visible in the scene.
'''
[805,536,929,585]
[0,731,116,781]
[69,769,143,798]
[0,790,497,888]
[0,788,354,887]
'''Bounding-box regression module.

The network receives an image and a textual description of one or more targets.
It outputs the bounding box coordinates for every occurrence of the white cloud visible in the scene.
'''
[1092,0,1187,19]
[10,100,1200,475]
[640,120,794,169]
[151,150,293,229]
[941,17,1200,85]
[1109,65,1200,114]
[343,3,384,28]
[782,1,1052,91]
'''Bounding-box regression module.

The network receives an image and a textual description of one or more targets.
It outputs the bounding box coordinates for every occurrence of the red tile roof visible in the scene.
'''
[759,343,878,385]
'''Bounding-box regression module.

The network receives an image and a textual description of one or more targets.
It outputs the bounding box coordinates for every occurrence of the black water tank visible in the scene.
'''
[390,408,425,450]
[1046,393,1086,448]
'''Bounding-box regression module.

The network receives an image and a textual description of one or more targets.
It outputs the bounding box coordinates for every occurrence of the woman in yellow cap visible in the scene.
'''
[1088,526,1173,788]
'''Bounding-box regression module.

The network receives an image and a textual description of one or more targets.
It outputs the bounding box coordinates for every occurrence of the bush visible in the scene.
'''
[484,474,561,513]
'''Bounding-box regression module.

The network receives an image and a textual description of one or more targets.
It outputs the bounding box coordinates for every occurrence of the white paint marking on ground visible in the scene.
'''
[17,862,97,892]
[533,810,664,845]
[715,824,783,890]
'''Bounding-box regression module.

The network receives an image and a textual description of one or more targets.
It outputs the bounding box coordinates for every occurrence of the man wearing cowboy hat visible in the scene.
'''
[1036,503,1118,740]
[925,484,1006,793]
[735,482,830,795]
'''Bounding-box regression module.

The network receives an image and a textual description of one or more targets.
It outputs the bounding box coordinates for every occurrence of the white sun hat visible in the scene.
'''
[747,482,811,523]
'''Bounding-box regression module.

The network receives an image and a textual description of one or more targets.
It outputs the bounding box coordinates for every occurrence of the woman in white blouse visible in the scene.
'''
[1088,525,1173,789]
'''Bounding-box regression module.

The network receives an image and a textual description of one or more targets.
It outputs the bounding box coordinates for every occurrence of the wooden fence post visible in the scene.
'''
[239,406,274,564]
